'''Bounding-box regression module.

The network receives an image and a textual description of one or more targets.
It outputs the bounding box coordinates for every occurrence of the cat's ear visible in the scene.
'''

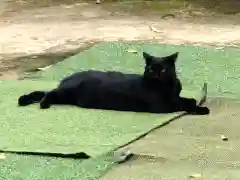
[165,52,179,64]
[143,52,153,65]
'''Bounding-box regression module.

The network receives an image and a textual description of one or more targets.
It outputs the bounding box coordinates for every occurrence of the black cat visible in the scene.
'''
[18,52,209,115]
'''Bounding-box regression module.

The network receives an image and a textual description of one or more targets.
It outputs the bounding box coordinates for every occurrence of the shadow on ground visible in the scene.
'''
[101,98,240,179]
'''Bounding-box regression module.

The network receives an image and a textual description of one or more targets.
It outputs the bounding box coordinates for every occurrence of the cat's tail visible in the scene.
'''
[198,82,207,106]
[18,91,47,106]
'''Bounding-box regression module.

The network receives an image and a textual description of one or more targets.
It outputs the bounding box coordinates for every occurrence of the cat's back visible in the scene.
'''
[58,70,139,88]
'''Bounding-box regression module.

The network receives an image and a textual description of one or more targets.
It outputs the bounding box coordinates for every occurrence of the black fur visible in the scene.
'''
[18,52,209,115]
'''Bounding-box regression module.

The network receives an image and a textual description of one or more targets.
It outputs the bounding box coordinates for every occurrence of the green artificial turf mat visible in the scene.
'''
[0,79,200,156]
[27,42,240,99]
[2,42,239,180]
[0,79,202,180]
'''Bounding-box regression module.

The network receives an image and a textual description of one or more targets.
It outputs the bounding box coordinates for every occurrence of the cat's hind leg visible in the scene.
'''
[18,91,46,106]
[39,89,58,109]
[40,79,101,109]
[40,88,72,109]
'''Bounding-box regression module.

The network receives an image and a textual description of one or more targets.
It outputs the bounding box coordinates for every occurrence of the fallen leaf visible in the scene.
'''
[115,150,133,164]
[149,26,162,33]
[215,47,224,50]
[221,135,228,141]
[162,13,175,19]
[63,5,73,8]
[126,49,138,53]
[96,0,101,4]
[0,153,6,159]
[37,65,53,71]
[188,173,202,178]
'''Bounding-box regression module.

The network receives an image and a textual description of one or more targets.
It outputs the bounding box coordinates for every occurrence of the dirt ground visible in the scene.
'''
[102,98,240,180]
[0,0,239,79]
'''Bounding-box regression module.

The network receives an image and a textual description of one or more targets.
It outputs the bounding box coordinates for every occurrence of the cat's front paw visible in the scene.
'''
[192,106,210,115]
[18,95,31,106]
[40,100,51,109]
[188,98,197,106]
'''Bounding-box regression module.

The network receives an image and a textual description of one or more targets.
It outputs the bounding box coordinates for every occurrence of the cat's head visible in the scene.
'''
[143,51,179,82]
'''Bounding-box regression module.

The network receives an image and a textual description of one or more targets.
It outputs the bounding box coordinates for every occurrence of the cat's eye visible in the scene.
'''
[148,66,153,72]
[161,69,166,73]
